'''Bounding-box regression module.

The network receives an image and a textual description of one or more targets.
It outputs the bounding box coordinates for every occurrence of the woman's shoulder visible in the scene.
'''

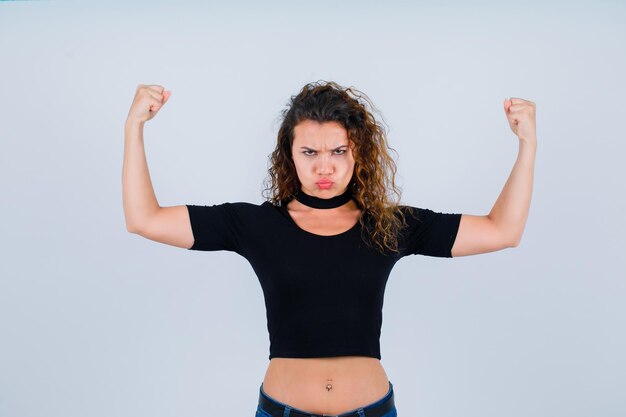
[187,200,279,215]
[395,204,437,218]
[211,200,286,218]
[391,204,454,231]
[234,200,282,209]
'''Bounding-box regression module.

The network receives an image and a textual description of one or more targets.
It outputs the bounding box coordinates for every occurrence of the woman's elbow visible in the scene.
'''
[507,234,523,248]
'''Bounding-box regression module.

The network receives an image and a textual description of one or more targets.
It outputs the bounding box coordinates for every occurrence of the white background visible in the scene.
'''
[1,1,624,416]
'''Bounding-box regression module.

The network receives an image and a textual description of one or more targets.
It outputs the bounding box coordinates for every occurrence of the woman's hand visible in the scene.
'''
[127,84,171,124]
[504,97,536,145]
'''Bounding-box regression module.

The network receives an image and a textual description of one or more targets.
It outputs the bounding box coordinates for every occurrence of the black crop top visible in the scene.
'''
[186,201,461,360]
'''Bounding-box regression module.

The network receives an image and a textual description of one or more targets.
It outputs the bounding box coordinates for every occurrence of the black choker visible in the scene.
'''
[294,188,353,209]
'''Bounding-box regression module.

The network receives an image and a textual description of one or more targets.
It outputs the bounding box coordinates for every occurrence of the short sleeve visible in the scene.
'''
[399,206,462,258]
[186,202,251,254]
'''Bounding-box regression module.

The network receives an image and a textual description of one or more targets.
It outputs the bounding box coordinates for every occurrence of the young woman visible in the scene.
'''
[122,81,536,417]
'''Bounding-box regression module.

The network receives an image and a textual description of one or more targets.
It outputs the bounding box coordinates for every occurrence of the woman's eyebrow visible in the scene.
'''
[299,145,348,151]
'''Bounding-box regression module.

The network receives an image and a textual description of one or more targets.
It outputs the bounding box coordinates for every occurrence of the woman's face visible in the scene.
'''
[291,119,356,199]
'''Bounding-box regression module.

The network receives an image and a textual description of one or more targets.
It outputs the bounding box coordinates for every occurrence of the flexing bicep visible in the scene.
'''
[132,205,195,249]
[450,214,514,257]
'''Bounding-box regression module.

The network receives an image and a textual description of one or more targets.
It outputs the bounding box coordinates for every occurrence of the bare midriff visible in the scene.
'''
[261,356,390,415]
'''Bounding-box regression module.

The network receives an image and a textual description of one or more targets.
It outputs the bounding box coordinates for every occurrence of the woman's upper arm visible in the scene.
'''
[131,205,195,249]
[451,214,515,257]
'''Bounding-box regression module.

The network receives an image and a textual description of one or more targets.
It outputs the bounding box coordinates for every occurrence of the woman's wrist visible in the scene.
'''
[125,116,145,130]
[518,135,537,150]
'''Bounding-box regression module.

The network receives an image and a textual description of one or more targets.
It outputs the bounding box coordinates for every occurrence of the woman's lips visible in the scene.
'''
[316,180,333,189]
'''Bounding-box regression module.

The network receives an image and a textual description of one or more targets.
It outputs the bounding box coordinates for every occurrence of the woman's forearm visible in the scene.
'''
[122,118,160,232]
[488,138,537,246]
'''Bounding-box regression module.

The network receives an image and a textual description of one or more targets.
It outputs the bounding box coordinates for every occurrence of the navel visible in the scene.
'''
[325,378,333,392]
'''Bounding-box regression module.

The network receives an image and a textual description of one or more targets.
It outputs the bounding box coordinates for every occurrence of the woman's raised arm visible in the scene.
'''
[451,97,537,257]
[122,85,180,239]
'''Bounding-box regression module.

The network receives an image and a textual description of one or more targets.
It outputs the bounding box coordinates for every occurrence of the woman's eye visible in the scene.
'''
[334,150,346,155]
[303,150,315,156]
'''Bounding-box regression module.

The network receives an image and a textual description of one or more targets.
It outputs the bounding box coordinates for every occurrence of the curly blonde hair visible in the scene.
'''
[263,80,413,255]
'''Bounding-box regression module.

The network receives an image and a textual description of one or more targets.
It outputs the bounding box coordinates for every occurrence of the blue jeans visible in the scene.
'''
[255,380,397,417]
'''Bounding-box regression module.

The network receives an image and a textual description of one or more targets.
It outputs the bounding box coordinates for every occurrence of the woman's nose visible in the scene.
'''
[316,155,333,174]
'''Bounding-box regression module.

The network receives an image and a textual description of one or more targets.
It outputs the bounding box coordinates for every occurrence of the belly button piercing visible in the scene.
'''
[326,378,333,391]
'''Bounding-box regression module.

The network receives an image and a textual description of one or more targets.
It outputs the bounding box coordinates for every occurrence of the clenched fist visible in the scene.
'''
[503,97,536,144]
[127,84,171,123]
